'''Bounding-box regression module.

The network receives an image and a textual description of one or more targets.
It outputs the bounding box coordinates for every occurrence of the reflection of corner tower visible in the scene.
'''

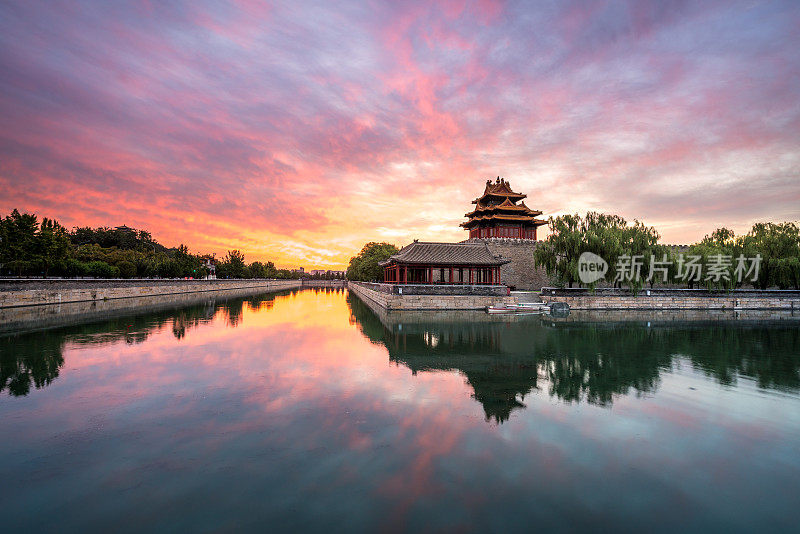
[462,177,550,290]
[461,177,547,240]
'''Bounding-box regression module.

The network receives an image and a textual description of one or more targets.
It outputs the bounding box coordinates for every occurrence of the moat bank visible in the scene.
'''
[348,281,514,310]
[0,279,303,309]
[542,287,800,310]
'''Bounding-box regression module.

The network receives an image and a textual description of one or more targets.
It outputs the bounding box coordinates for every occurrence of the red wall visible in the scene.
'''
[468,226,537,239]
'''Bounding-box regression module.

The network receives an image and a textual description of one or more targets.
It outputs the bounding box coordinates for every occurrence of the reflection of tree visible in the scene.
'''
[222,299,245,328]
[1,291,290,396]
[347,294,800,423]
[0,331,65,396]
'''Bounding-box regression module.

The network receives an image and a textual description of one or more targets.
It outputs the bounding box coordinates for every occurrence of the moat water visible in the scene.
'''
[1,289,799,532]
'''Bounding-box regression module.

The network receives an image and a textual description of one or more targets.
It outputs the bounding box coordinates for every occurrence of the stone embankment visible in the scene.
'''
[349,281,515,310]
[541,287,800,310]
[0,285,301,333]
[0,279,302,309]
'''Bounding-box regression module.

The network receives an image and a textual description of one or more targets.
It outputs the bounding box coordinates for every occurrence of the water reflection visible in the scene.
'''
[0,288,348,396]
[1,288,799,531]
[4,285,798,418]
[347,293,800,423]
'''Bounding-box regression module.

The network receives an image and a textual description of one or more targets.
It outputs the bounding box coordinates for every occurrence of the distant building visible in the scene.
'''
[309,269,346,279]
[200,255,216,279]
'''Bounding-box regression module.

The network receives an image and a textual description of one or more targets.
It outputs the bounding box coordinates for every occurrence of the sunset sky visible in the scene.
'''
[1,1,799,268]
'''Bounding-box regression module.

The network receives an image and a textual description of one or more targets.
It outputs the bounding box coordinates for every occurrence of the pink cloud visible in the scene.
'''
[1,0,798,266]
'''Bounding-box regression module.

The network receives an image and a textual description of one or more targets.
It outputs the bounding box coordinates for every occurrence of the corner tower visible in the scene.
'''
[461,177,547,240]
[461,176,550,290]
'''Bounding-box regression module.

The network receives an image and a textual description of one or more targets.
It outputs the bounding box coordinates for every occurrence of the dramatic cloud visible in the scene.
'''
[1,0,799,267]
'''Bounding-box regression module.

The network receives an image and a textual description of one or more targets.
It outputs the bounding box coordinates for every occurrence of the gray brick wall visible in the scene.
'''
[462,238,549,291]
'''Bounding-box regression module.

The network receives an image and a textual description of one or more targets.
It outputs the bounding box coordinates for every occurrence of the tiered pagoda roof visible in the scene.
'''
[461,177,546,230]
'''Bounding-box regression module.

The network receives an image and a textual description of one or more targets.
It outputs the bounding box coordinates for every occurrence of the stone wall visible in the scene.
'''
[349,282,515,310]
[354,281,508,296]
[301,280,347,287]
[462,238,549,291]
[0,286,300,333]
[547,308,800,325]
[0,279,302,309]
[541,287,800,310]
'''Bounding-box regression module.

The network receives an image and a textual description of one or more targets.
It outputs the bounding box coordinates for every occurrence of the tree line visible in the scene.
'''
[534,213,800,290]
[0,209,297,279]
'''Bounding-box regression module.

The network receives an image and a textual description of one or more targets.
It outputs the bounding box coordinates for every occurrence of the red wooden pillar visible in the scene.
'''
[449,267,453,283]
[469,267,473,284]
[402,265,407,284]
[428,266,432,284]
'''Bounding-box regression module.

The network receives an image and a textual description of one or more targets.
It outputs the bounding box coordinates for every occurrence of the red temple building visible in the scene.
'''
[380,241,509,285]
[461,177,546,240]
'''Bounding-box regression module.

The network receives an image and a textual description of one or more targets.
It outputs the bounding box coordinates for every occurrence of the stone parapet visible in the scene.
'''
[0,286,301,333]
[355,281,508,296]
[348,282,515,310]
[0,279,302,309]
[541,287,800,310]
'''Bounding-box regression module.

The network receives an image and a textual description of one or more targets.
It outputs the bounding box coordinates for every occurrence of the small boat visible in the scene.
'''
[487,303,549,314]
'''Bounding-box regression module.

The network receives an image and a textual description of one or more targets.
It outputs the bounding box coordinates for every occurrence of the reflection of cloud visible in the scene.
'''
[1,1,799,266]
[4,289,800,530]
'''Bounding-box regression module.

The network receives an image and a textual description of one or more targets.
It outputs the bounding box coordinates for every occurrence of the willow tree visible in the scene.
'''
[533,214,583,287]
[736,222,800,289]
[534,212,662,290]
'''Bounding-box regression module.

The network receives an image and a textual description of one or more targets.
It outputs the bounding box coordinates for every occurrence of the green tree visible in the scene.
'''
[534,212,662,291]
[534,214,583,287]
[619,219,661,292]
[0,209,39,275]
[247,261,277,279]
[685,228,738,290]
[158,258,181,278]
[117,261,136,278]
[738,222,800,289]
[346,242,399,282]
[218,249,246,278]
[36,217,71,276]
[174,244,203,277]
[86,261,120,278]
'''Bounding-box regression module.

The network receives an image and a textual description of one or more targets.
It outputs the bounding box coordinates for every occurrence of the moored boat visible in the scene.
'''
[487,303,549,314]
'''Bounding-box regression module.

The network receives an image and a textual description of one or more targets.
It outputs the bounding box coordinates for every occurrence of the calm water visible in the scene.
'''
[1,288,799,532]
